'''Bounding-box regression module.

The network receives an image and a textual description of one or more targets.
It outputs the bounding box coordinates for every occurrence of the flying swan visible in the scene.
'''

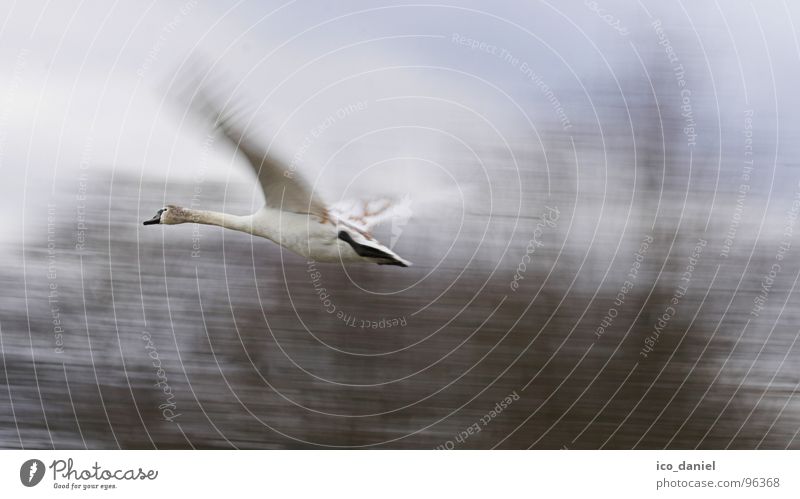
[143,96,412,267]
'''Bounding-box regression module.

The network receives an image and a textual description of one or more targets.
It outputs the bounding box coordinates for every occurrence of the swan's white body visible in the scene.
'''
[144,91,411,267]
[177,205,409,265]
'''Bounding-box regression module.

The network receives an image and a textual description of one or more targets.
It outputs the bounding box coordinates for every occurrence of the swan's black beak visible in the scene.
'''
[143,211,163,225]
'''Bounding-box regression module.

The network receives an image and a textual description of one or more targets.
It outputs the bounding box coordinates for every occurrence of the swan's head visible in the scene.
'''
[142,205,187,226]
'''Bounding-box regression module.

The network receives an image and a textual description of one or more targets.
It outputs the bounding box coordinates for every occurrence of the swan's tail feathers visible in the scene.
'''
[377,256,412,267]
[331,195,412,233]
[337,230,412,267]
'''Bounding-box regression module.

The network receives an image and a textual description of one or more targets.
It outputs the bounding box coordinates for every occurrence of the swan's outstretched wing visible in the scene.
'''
[330,195,412,237]
[216,113,328,218]
[191,90,328,218]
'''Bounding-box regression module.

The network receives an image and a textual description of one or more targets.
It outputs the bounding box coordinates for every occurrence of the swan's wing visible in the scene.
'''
[215,113,328,218]
[188,87,328,218]
[330,195,412,235]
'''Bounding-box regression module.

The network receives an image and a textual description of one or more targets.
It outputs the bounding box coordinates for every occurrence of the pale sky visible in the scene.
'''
[0,0,798,239]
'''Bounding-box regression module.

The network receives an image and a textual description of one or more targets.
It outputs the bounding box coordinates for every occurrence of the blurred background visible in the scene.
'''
[1,0,800,449]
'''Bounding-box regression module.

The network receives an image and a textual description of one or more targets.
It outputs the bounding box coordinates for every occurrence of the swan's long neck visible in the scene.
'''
[181,208,254,235]
[174,206,308,248]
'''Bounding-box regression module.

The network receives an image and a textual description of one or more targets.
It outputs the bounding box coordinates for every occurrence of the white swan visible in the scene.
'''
[143,98,412,267]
